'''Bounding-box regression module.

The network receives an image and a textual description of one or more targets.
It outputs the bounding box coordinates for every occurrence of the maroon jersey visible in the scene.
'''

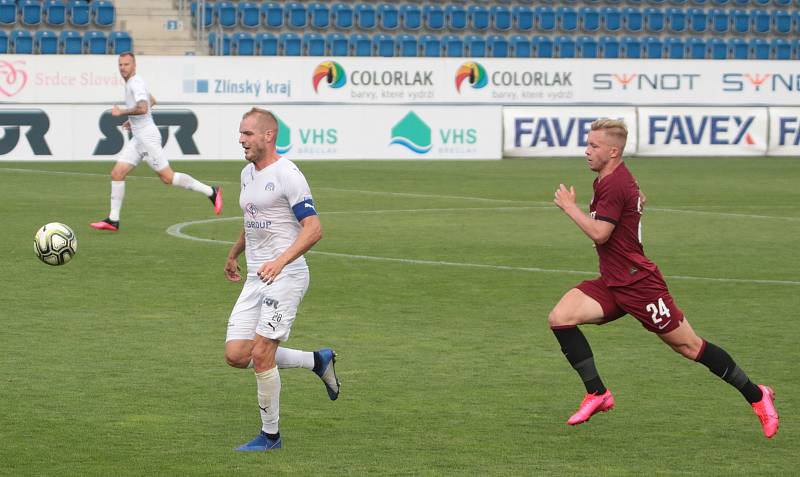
[590,162,659,286]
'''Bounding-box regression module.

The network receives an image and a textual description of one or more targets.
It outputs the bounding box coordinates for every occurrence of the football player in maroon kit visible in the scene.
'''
[548,118,779,438]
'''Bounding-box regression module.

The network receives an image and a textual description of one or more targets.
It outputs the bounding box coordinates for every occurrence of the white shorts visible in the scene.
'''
[226,269,310,343]
[118,126,169,172]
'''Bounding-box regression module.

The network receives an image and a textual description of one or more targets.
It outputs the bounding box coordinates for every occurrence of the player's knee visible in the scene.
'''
[110,170,126,181]
[224,350,249,368]
[159,174,172,185]
[548,307,573,328]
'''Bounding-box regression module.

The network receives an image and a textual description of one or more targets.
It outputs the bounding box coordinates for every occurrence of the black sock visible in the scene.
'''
[552,326,606,395]
[696,340,763,404]
[260,430,280,440]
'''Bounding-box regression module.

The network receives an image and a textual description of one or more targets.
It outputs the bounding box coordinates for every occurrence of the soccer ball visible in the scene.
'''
[34,222,78,266]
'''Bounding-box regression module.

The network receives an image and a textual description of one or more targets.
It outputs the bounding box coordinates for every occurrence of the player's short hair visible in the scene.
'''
[243,107,279,135]
[591,118,628,146]
[118,52,135,62]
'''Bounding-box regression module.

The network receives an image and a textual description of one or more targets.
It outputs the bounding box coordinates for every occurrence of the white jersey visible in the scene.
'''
[239,158,317,277]
[124,74,155,135]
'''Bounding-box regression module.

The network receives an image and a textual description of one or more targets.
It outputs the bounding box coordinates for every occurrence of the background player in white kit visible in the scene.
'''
[223,107,340,452]
[90,52,222,231]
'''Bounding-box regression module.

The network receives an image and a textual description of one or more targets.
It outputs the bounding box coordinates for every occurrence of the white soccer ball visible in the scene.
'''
[34,222,78,266]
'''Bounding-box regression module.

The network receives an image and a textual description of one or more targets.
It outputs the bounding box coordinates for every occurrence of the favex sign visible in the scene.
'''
[768,108,800,156]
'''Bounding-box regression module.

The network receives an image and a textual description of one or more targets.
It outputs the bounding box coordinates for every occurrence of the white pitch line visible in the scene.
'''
[166,217,800,286]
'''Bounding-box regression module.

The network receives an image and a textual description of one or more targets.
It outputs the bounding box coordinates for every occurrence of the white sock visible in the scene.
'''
[275,347,315,369]
[109,181,125,221]
[256,367,281,434]
[172,172,213,197]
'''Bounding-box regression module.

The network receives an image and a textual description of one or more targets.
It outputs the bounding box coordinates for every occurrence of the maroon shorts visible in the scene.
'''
[576,272,685,334]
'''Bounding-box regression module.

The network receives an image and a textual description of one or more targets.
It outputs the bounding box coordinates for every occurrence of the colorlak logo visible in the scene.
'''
[0,60,28,97]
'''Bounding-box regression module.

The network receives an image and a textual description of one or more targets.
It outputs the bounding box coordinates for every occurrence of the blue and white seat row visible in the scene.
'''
[0,29,131,54]
[0,0,115,28]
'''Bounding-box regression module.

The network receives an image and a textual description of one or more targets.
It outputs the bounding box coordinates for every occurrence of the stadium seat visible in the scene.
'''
[728,37,747,59]
[331,3,353,29]
[91,0,113,27]
[108,30,132,54]
[579,7,600,32]
[510,35,531,57]
[20,0,43,26]
[350,33,371,56]
[772,38,791,59]
[513,6,534,31]
[423,5,444,30]
[577,35,598,57]
[373,33,394,56]
[0,30,8,54]
[772,10,791,34]
[731,9,749,34]
[261,2,282,29]
[750,9,769,34]
[792,38,800,60]
[208,32,230,55]
[487,34,508,57]
[216,2,236,29]
[644,35,662,58]
[396,33,417,56]
[377,3,397,30]
[303,32,324,56]
[601,7,622,31]
[445,4,467,30]
[400,4,421,30]
[774,0,792,5]
[709,8,728,33]
[666,7,687,32]
[232,32,255,55]
[256,32,278,55]
[687,37,706,58]
[419,34,441,57]
[708,37,727,59]
[533,35,554,57]
[284,2,306,29]
[536,6,556,32]
[492,5,512,31]
[355,4,376,30]
[644,7,665,32]
[11,29,34,53]
[688,8,707,32]
[59,30,81,53]
[749,37,769,59]
[751,0,770,4]
[238,2,259,28]
[599,35,620,57]
[623,7,643,32]
[442,34,463,57]
[0,0,15,27]
[83,30,106,54]
[664,36,685,58]
[732,0,750,4]
[465,34,486,57]
[309,2,329,29]
[280,32,301,56]
[468,5,490,30]
[622,36,642,58]
[557,7,578,31]
[555,35,576,57]
[35,30,58,54]
[189,1,212,29]
[326,32,347,56]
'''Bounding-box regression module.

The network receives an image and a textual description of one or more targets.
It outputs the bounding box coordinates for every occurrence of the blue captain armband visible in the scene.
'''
[292,198,318,221]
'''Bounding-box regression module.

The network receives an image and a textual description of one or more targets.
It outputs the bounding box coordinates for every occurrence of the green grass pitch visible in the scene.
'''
[0,158,798,476]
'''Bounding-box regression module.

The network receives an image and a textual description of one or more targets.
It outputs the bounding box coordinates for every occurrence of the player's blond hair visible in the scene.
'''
[119,52,135,62]
[591,118,628,146]
[243,107,279,135]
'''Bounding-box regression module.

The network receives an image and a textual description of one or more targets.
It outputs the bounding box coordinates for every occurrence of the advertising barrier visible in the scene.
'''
[768,107,800,156]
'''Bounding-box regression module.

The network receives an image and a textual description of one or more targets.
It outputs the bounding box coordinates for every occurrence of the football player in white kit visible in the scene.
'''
[90,52,222,231]
[223,108,339,452]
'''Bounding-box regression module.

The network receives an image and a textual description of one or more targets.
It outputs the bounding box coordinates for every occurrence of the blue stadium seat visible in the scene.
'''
[256,32,278,55]
[599,35,620,57]
[303,32,325,56]
[751,0,770,4]
[238,2,259,28]
[577,35,598,57]
[774,0,792,5]
[579,7,600,32]
[708,37,727,58]
[0,0,15,27]
[108,30,132,54]
[772,10,791,34]
[687,37,706,58]
[555,35,576,57]
[750,9,769,34]
[446,5,467,30]
[83,30,106,54]
[261,2,282,28]
[189,1,212,29]
[664,36,685,58]
[644,35,662,58]
[644,7,665,32]
[423,5,444,30]
[771,38,791,59]
[331,3,353,29]
[0,30,8,53]
[400,4,421,30]
[510,35,531,57]
[396,33,417,56]
[749,37,769,58]
[602,6,622,31]
[513,6,534,31]
[350,33,371,56]
[12,29,34,53]
[666,7,687,32]
[709,8,728,33]
[728,37,748,59]
[487,34,508,57]
[208,32,230,55]
[492,5,512,31]
[90,0,113,27]
[732,0,749,4]
[59,30,81,53]
[377,3,398,29]
[792,38,800,60]
[557,7,578,31]
[216,2,236,29]
[326,32,347,56]
[711,0,729,4]
[465,34,486,57]
[442,34,463,57]
[35,30,58,53]
[354,4,375,30]
[688,8,707,32]
[536,6,556,32]
[731,9,748,33]
[793,11,800,35]
[280,32,301,56]
[469,5,490,30]
[621,35,642,58]
[233,32,255,55]
[20,0,43,26]
[309,2,329,29]
[623,7,643,32]
[285,2,306,29]
[372,33,394,56]
[420,34,441,57]
[533,35,554,57]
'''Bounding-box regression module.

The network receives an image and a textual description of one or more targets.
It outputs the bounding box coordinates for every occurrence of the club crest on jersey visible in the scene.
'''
[245,202,258,219]
[265,182,275,191]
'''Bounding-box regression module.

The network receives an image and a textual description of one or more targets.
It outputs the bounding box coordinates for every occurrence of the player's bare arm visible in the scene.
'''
[257,215,322,284]
[225,229,246,282]
[111,99,149,117]
[554,183,615,244]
